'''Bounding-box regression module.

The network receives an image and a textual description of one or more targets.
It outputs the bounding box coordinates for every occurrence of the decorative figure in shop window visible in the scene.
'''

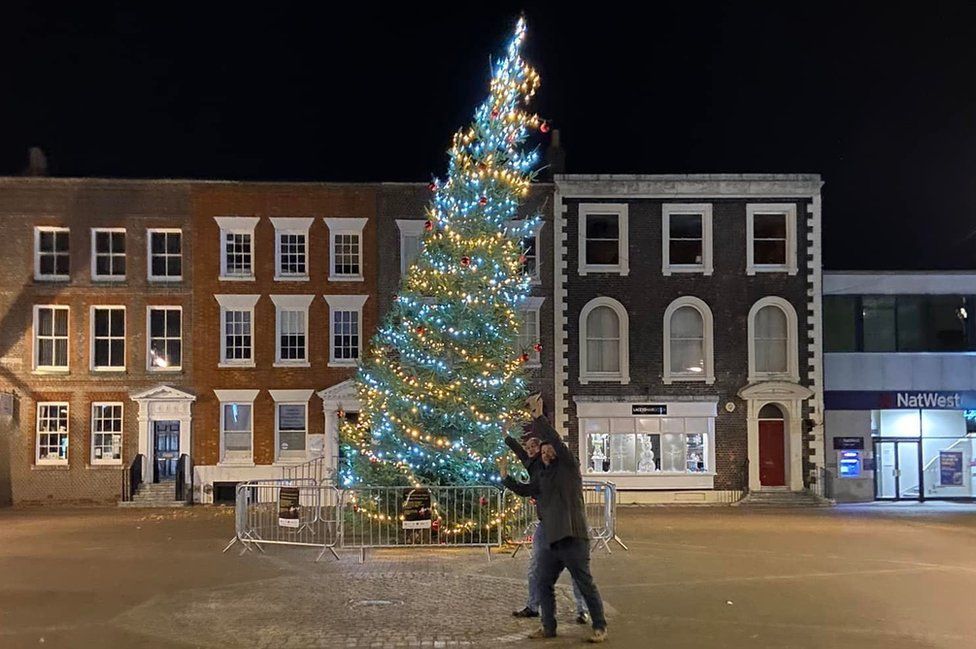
[638,436,658,473]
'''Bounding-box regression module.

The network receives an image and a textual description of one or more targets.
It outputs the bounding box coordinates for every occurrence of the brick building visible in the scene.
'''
[553,174,824,503]
[189,183,379,503]
[0,178,193,504]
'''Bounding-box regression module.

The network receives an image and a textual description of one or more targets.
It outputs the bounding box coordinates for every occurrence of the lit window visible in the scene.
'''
[91,307,126,370]
[34,305,69,371]
[325,217,368,281]
[91,403,123,464]
[664,296,714,384]
[749,298,798,381]
[277,403,307,456]
[34,226,70,280]
[147,229,182,281]
[579,297,629,383]
[148,306,182,371]
[271,295,313,366]
[218,397,254,464]
[583,417,708,476]
[91,229,126,280]
[36,402,69,464]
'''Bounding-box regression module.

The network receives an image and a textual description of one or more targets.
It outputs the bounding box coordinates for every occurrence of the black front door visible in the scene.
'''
[154,421,180,482]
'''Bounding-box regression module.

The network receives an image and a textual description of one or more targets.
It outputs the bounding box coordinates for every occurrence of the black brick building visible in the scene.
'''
[554,175,824,503]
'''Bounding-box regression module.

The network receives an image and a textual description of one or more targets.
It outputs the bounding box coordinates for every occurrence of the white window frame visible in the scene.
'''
[33,305,70,372]
[663,296,715,385]
[146,305,183,372]
[746,203,798,276]
[396,219,426,277]
[146,228,183,282]
[579,296,630,384]
[216,294,260,368]
[662,203,713,276]
[34,226,70,281]
[36,402,70,465]
[271,217,313,281]
[519,296,545,368]
[324,294,369,367]
[216,216,259,281]
[90,227,127,281]
[324,217,368,282]
[507,219,544,285]
[748,296,800,383]
[270,389,314,462]
[271,294,313,367]
[89,306,126,372]
[215,389,259,465]
[578,203,629,276]
[90,402,124,465]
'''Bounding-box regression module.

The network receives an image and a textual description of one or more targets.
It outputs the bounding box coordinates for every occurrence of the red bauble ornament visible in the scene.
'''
[337,408,345,419]
[540,121,550,134]
[352,504,360,513]
[432,519,440,532]
[416,326,426,336]
[479,196,488,206]
[533,343,543,353]
[428,182,437,191]
[479,496,488,506]
[519,254,527,265]
[491,108,499,119]
[460,256,471,267]
[520,352,530,363]
[424,220,433,231]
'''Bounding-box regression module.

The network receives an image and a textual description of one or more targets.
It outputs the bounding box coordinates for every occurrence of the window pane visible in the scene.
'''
[586,240,619,266]
[862,296,896,352]
[610,434,636,472]
[753,213,787,238]
[753,240,786,265]
[671,307,703,338]
[586,215,618,239]
[94,310,109,337]
[586,432,610,473]
[671,340,704,373]
[587,306,619,338]
[824,296,857,352]
[223,404,251,432]
[166,310,181,337]
[38,308,53,335]
[637,433,661,472]
[896,296,968,352]
[670,240,702,265]
[686,434,706,472]
[661,433,685,472]
[167,233,181,254]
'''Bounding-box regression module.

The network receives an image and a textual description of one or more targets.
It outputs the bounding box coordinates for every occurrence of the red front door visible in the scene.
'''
[759,420,786,486]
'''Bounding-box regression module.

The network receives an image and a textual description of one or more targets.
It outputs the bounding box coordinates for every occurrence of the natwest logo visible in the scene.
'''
[895,392,962,409]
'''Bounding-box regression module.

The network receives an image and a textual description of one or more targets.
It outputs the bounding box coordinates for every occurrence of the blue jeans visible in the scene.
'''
[537,537,606,634]
[526,523,587,615]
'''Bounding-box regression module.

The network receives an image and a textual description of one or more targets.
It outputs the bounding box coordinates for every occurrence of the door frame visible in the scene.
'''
[153,420,180,482]
[873,438,924,502]
[131,386,195,485]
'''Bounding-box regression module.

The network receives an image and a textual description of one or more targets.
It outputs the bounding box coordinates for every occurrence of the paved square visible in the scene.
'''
[2,504,975,648]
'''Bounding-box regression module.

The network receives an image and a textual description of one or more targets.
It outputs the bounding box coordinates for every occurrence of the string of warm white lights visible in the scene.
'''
[337,18,545,533]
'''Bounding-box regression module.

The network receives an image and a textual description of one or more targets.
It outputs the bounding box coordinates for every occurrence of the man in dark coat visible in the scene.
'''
[500,395,607,643]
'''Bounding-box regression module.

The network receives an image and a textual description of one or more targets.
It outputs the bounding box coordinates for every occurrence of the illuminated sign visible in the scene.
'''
[838,451,862,478]
[632,404,667,415]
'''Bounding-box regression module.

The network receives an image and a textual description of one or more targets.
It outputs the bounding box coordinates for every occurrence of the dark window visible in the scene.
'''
[896,296,968,352]
[150,231,182,279]
[824,296,858,352]
[861,296,896,352]
[93,307,125,368]
[752,213,787,265]
[37,229,70,277]
[94,230,126,278]
[585,214,619,266]
[669,213,703,265]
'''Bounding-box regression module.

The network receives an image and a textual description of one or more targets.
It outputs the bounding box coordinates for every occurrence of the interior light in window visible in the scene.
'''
[687,366,703,373]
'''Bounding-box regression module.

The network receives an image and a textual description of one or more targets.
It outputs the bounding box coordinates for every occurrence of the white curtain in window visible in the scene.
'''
[755,305,788,373]
[670,307,704,374]
[586,306,620,373]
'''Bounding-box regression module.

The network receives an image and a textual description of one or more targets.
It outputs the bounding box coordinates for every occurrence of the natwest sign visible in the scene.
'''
[825,390,976,410]
[895,392,962,409]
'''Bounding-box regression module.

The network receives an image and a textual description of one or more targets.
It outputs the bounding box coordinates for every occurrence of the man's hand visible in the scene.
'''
[497,455,509,478]
[526,393,544,419]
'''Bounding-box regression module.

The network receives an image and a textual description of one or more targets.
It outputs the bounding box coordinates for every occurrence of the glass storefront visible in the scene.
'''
[872,408,976,499]
[583,416,709,477]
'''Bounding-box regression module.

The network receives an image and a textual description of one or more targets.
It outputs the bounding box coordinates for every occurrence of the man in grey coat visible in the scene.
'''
[500,395,607,643]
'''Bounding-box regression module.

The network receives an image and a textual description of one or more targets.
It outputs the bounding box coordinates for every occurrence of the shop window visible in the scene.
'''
[583,417,708,476]
[824,296,857,352]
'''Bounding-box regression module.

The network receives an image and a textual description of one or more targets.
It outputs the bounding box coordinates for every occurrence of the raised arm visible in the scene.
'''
[502,475,540,497]
[504,435,530,468]
[533,415,574,464]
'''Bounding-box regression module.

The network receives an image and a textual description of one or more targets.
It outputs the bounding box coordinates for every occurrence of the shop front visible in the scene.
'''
[825,391,976,501]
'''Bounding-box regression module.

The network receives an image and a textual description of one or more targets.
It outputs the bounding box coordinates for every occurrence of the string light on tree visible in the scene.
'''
[339,17,546,517]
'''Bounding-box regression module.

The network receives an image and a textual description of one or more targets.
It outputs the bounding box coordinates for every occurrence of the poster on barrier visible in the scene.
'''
[278,486,301,528]
[402,488,432,530]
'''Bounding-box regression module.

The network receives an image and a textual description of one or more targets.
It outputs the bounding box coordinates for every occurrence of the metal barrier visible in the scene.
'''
[280,455,334,485]
[341,485,502,562]
[223,479,342,562]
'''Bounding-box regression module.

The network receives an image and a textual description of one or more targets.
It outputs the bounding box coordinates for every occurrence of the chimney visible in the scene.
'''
[543,129,565,179]
[23,147,48,177]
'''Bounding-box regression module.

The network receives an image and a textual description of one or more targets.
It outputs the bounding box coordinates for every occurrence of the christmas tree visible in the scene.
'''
[339,18,545,492]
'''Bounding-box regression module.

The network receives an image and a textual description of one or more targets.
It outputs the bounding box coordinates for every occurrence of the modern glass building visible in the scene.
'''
[823,272,976,501]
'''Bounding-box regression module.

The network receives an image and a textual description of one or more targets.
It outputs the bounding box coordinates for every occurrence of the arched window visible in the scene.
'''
[579,297,629,384]
[663,296,714,384]
[748,297,799,381]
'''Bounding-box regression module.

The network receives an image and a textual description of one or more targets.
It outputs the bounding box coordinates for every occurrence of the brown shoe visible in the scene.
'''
[588,628,608,643]
[528,627,556,640]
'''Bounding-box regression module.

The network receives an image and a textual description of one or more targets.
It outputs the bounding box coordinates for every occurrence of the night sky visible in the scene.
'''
[2,3,976,270]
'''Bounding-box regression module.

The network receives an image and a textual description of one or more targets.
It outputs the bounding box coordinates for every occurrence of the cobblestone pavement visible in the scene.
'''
[2,504,976,648]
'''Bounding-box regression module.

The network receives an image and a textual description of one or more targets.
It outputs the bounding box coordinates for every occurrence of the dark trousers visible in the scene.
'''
[537,537,607,633]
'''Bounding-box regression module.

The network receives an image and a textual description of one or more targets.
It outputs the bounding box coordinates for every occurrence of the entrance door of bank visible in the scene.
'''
[874,439,922,501]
